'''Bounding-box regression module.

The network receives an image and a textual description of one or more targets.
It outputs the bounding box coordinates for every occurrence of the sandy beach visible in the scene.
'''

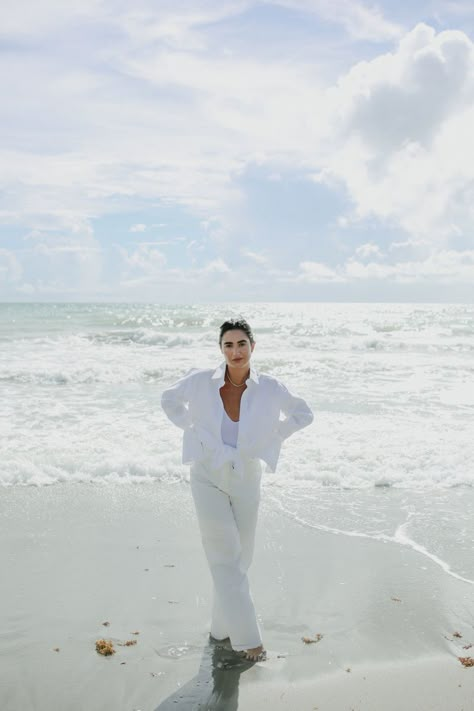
[1,482,473,711]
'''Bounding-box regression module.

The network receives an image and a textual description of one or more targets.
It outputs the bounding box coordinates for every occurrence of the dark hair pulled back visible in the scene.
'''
[219,318,255,346]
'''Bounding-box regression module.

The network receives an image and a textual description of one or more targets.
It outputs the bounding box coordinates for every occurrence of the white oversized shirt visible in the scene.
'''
[161,362,313,473]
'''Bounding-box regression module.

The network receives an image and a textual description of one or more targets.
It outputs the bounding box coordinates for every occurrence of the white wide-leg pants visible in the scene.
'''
[190,456,262,652]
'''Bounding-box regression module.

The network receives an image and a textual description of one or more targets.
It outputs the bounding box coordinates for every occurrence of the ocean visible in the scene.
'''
[1,302,473,582]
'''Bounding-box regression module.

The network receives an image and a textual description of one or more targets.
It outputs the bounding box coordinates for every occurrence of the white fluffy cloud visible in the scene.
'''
[323,23,474,240]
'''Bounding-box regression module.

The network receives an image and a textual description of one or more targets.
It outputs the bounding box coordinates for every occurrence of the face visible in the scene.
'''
[220,329,255,371]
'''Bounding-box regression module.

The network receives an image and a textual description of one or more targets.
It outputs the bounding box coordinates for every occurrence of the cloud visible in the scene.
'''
[115,1,253,51]
[119,244,167,274]
[299,260,344,282]
[0,0,103,38]
[130,223,147,232]
[299,249,474,284]
[132,241,173,246]
[321,24,474,240]
[266,0,402,42]
[336,24,473,151]
[31,244,102,255]
[0,0,399,48]
[116,256,233,296]
[0,4,406,243]
[0,248,23,282]
[389,239,430,251]
[202,258,231,274]
[15,282,35,294]
[16,222,104,296]
[0,0,336,238]
[355,243,384,259]
[241,249,269,265]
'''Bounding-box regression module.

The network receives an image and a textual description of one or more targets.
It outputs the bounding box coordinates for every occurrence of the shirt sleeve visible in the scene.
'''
[161,369,196,430]
[275,380,314,440]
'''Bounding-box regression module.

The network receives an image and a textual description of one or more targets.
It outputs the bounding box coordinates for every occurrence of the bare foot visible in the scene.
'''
[241,645,266,662]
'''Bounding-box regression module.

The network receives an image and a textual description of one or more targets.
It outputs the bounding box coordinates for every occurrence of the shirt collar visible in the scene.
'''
[212,361,259,386]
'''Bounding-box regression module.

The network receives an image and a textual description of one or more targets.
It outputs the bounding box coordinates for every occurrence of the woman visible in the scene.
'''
[161,318,313,662]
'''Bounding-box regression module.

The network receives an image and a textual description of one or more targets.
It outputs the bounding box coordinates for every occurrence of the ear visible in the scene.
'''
[251,341,256,353]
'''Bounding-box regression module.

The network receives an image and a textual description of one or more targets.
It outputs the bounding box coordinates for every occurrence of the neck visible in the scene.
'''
[226,365,249,386]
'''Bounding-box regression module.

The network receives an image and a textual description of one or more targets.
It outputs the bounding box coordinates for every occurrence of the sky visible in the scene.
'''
[1,0,474,302]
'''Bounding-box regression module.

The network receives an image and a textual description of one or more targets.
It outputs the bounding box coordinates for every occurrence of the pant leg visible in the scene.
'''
[209,594,229,642]
[230,474,261,574]
[190,460,262,651]
[209,477,261,642]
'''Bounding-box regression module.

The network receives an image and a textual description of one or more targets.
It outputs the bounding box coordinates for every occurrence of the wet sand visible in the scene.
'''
[1,482,473,711]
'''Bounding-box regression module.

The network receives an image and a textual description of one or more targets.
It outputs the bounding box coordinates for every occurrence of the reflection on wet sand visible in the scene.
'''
[154,637,257,710]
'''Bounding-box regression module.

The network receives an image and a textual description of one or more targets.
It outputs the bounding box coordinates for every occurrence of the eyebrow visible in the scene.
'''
[223,339,248,345]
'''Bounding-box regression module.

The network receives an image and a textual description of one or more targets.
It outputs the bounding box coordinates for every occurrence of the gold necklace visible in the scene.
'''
[226,369,248,387]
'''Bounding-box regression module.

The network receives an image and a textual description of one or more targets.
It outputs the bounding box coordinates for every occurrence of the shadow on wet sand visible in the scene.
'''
[154,638,257,710]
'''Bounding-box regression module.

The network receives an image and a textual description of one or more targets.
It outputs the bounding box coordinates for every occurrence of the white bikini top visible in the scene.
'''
[221,409,239,449]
